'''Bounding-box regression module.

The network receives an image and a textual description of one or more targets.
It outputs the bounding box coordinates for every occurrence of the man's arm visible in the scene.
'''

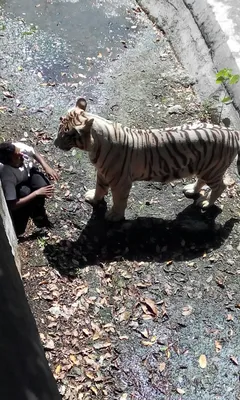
[7,186,54,210]
[8,191,40,210]
[33,150,59,181]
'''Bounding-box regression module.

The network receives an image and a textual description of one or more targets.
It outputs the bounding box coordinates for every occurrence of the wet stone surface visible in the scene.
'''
[1,0,240,399]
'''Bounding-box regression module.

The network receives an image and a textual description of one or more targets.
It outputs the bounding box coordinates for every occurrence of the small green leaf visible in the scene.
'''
[216,68,230,78]
[0,24,6,31]
[159,346,168,352]
[216,76,225,84]
[22,31,34,36]
[221,96,232,103]
[229,75,240,85]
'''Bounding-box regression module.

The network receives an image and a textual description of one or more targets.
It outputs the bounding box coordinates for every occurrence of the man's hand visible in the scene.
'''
[44,166,59,181]
[35,185,54,198]
[34,150,59,181]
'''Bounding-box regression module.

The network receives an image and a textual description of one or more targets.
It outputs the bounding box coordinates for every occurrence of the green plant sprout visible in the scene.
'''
[216,68,240,103]
[22,23,38,36]
[215,68,240,122]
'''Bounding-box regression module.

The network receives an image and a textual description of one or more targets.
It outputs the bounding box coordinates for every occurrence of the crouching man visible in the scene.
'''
[0,141,59,236]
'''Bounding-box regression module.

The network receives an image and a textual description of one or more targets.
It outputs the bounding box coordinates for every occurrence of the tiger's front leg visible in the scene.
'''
[85,172,109,205]
[105,182,132,222]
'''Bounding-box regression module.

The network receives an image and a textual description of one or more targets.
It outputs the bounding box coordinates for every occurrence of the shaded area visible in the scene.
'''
[44,203,238,275]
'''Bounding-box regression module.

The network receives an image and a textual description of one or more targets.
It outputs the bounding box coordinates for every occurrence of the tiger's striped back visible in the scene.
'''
[54,98,240,221]
[88,118,240,187]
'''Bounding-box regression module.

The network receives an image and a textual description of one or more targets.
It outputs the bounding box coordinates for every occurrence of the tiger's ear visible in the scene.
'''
[76,97,87,111]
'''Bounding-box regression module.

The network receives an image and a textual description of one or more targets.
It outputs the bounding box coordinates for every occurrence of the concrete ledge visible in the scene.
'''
[136,0,240,128]
[0,181,21,275]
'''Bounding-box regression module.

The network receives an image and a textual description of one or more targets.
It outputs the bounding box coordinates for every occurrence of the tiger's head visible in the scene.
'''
[54,98,94,151]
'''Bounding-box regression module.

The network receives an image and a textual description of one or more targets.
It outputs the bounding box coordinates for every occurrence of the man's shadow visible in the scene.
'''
[44,202,238,277]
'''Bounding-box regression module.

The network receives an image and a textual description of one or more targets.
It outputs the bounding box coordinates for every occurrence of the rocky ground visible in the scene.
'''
[1,1,240,399]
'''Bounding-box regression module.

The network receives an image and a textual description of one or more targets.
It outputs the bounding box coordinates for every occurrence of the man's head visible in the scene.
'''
[0,142,24,167]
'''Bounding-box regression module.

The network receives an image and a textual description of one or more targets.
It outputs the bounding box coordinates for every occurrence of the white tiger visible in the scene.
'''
[54,97,240,221]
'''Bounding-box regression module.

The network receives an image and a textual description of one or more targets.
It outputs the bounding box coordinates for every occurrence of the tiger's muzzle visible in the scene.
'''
[54,136,72,151]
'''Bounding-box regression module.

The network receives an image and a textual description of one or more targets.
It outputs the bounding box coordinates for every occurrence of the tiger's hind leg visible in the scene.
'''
[105,182,132,222]
[183,178,205,199]
[196,178,226,210]
[85,172,109,205]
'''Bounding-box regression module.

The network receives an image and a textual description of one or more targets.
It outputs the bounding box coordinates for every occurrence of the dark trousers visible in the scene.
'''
[11,168,50,236]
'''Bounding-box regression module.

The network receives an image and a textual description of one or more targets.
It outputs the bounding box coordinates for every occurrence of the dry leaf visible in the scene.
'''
[70,354,77,364]
[176,388,185,394]
[92,331,100,341]
[136,282,151,288]
[187,262,195,267]
[140,328,149,338]
[141,298,158,316]
[64,190,70,197]
[86,371,94,380]
[215,340,222,353]
[93,342,111,350]
[3,91,14,98]
[159,362,166,372]
[118,311,131,322]
[142,314,153,320]
[83,328,91,336]
[141,340,155,346]
[75,285,88,299]
[182,305,193,316]
[55,364,61,374]
[225,176,235,186]
[90,386,98,395]
[230,356,238,365]
[199,354,207,368]
[22,271,30,279]
[121,270,131,279]
[44,339,55,350]
[119,335,129,340]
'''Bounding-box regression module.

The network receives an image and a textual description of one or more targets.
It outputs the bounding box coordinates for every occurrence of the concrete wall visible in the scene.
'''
[136,0,240,128]
[184,0,240,114]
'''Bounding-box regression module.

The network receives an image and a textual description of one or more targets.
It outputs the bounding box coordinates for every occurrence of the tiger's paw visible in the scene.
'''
[183,183,198,198]
[196,197,210,210]
[85,189,101,205]
[105,208,125,222]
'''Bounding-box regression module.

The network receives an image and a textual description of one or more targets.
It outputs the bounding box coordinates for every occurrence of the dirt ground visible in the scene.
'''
[1,1,240,399]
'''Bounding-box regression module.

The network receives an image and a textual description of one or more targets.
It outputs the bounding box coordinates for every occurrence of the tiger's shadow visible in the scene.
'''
[44,203,239,277]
